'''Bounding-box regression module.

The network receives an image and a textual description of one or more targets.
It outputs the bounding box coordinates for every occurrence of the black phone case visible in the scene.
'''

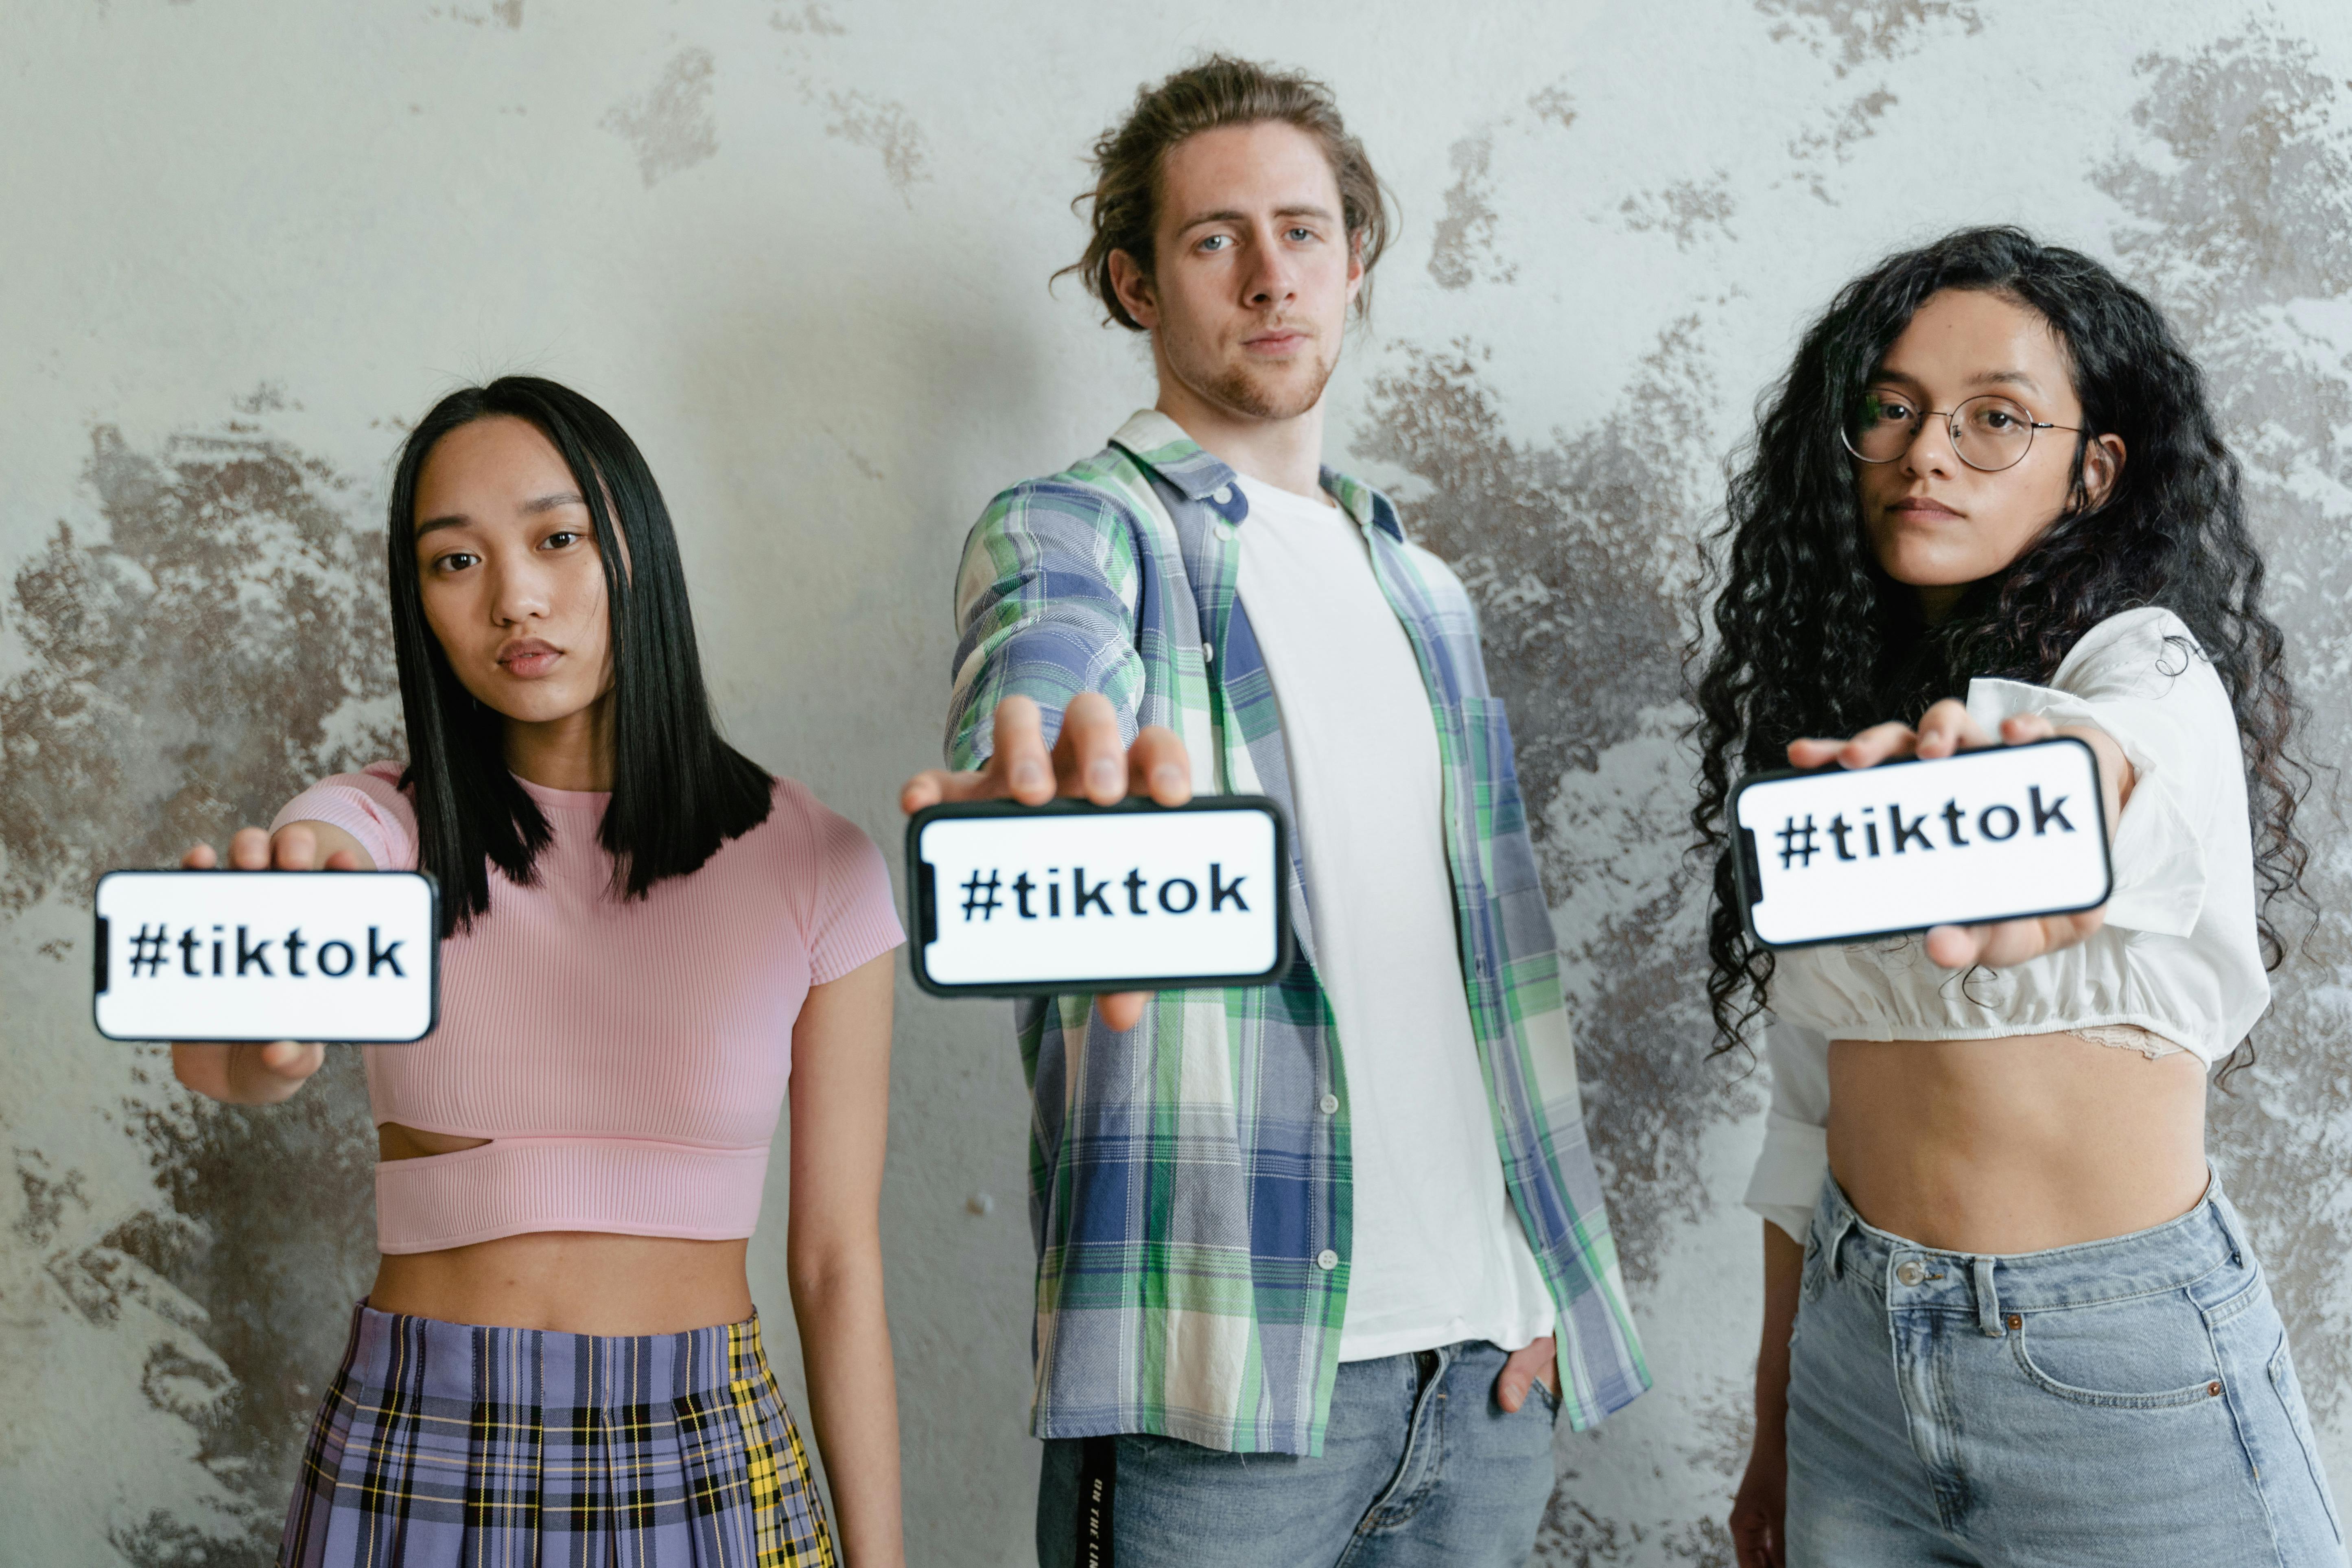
[91,868,444,1043]
[904,795,1294,997]
[1728,736,2114,951]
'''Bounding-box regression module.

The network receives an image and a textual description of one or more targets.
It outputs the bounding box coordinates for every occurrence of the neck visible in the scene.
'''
[1152,355,1329,501]
[1913,583,1969,625]
[503,694,616,792]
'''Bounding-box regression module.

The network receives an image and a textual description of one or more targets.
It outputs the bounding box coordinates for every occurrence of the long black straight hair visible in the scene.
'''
[1691,227,2306,1067]
[386,376,772,934]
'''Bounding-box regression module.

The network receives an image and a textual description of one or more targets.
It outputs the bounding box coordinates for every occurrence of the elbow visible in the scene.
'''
[786,1227,886,1308]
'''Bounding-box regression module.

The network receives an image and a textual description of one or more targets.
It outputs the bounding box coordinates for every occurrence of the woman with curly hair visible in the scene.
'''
[1698,228,2337,1565]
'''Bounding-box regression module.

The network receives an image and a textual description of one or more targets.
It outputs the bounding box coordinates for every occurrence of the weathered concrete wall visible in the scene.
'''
[4,2,2349,1561]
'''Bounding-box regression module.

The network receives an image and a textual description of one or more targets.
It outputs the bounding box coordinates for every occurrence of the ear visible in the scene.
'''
[1344,229,1365,312]
[1107,248,1159,330]
[2079,433,2125,510]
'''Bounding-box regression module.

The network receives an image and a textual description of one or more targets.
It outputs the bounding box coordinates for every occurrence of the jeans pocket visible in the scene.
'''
[2009,1290,2227,1409]
[2269,1336,2343,1543]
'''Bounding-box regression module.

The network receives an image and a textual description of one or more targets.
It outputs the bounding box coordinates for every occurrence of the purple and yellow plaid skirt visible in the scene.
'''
[280,1300,834,1566]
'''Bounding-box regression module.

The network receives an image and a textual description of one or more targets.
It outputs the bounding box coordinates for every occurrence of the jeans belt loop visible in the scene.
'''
[1973,1254,2004,1338]
[1826,1212,1855,1282]
[2206,1174,2246,1267]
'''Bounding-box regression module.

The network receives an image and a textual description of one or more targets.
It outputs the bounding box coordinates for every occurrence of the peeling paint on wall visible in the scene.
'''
[822,89,930,197]
[2096,21,2352,1425]
[1755,0,1983,74]
[601,47,720,188]
[0,410,392,1558]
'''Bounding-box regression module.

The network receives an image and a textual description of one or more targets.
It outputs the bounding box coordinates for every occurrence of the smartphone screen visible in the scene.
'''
[1732,737,2113,949]
[92,870,440,1043]
[906,796,1292,996]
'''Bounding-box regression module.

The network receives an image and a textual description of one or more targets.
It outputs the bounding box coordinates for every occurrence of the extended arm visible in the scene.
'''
[785,950,905,1566]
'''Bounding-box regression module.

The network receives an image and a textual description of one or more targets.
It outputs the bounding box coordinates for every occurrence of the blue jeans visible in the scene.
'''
[1788,1172,2344,1566]
[1035,1340,1559,1568]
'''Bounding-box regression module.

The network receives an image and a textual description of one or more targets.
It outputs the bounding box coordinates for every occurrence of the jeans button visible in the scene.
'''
[1895,1260,1926,1287]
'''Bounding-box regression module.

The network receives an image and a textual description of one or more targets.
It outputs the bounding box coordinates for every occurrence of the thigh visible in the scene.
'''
[1341,1343,1558,1568]
[1036,1358,1416,1568]
[1783,1265,1965,1566]
[1952,1270,2290,1565]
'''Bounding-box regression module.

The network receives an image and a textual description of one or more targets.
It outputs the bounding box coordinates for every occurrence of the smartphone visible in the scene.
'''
[92,869,440,1043]
[905,796,1293,997]
[1731,737,2113,949]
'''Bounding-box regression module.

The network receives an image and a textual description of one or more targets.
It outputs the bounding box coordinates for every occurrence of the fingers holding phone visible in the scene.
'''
[903,695,1198,1028]
[166,821,381,1102]
[902,694,1193,814]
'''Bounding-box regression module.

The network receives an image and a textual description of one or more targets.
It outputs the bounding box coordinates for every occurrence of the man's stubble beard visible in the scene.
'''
[1179,329,1340,422]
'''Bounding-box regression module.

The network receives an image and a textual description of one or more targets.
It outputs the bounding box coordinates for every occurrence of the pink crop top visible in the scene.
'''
[272,763,905,1253]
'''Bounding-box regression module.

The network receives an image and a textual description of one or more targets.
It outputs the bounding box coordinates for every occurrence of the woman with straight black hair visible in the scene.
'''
[1698,230,2337,1564]
[172,376,907,1566]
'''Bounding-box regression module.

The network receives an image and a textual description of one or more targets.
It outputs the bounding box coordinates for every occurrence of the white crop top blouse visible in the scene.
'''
[1743,607,2271,1243]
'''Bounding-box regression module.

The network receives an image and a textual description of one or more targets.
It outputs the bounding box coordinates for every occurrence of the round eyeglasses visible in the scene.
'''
[1843,389,2082,472]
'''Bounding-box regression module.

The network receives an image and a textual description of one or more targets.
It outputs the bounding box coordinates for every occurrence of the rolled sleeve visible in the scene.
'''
[1744,1018,1832,1246]
[945,479,1147,770]
[1965,609,2230,940]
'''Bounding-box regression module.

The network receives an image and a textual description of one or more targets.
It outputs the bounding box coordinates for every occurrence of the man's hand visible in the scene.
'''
[1493,1334,1557,1414]
[1786,699,2133,971]
[170,823,365,1104]
[902,693,1192,1032]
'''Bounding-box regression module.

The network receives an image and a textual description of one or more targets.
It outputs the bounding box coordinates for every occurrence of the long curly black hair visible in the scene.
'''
[1691,226,2306,1069]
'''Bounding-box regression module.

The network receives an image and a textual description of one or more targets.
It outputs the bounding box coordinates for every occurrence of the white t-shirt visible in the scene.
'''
[1231,473,1558,1362]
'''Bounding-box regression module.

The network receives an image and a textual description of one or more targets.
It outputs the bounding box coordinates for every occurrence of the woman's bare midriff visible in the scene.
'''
[368,1122,754,1334]
[1826,1031,2210,1254]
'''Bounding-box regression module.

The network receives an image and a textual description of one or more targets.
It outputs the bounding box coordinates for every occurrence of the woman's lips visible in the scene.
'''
[1888,497,1963,520]
[496,641,561,678]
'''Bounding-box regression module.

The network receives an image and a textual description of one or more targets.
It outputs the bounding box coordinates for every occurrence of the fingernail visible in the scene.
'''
[1088,759,1119,792]
[1152,765,1184,794]
[1012,761,1045,791]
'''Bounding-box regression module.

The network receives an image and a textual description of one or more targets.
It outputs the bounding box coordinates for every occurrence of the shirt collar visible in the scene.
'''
[1107,408,1403,542]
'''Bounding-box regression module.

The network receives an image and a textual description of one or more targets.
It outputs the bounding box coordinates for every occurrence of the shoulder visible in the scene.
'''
[1393,535,1470,600]
[977,447,1157,537]
[2053,608,2227,705]
[753,776,889,881]
[275,761,416,867]
[284,761,414,823]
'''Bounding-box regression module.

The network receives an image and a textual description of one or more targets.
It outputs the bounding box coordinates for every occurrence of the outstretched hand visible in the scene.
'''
[170,823,365,1103]
[901,693,1192,1032]
[1786,699,2131,971]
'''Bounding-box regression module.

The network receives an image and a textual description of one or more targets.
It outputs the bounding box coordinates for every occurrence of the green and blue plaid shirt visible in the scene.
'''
[946,411,1648,1456]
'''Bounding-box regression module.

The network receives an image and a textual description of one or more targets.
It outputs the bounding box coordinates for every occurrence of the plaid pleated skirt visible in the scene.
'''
[280,1300,835,1567]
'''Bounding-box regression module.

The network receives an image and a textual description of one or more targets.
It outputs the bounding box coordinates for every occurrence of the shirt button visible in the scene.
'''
[1318,1093,1339,1115]
[1895,1260,1926,1287]
[1316,1249,1339,1271]
[1211,485,1233,505]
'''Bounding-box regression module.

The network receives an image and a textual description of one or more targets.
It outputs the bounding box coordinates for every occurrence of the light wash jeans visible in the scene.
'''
[1788,1172,2344,1566]
[1035,1340,1559,1568]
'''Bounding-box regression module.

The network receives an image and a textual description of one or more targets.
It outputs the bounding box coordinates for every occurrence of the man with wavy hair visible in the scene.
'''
[902,55,1647,1567]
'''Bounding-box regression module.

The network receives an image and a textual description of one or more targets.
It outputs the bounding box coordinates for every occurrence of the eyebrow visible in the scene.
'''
[1175,203,1339,234]
[413,491,586,538]
[1871,368,2046,396]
